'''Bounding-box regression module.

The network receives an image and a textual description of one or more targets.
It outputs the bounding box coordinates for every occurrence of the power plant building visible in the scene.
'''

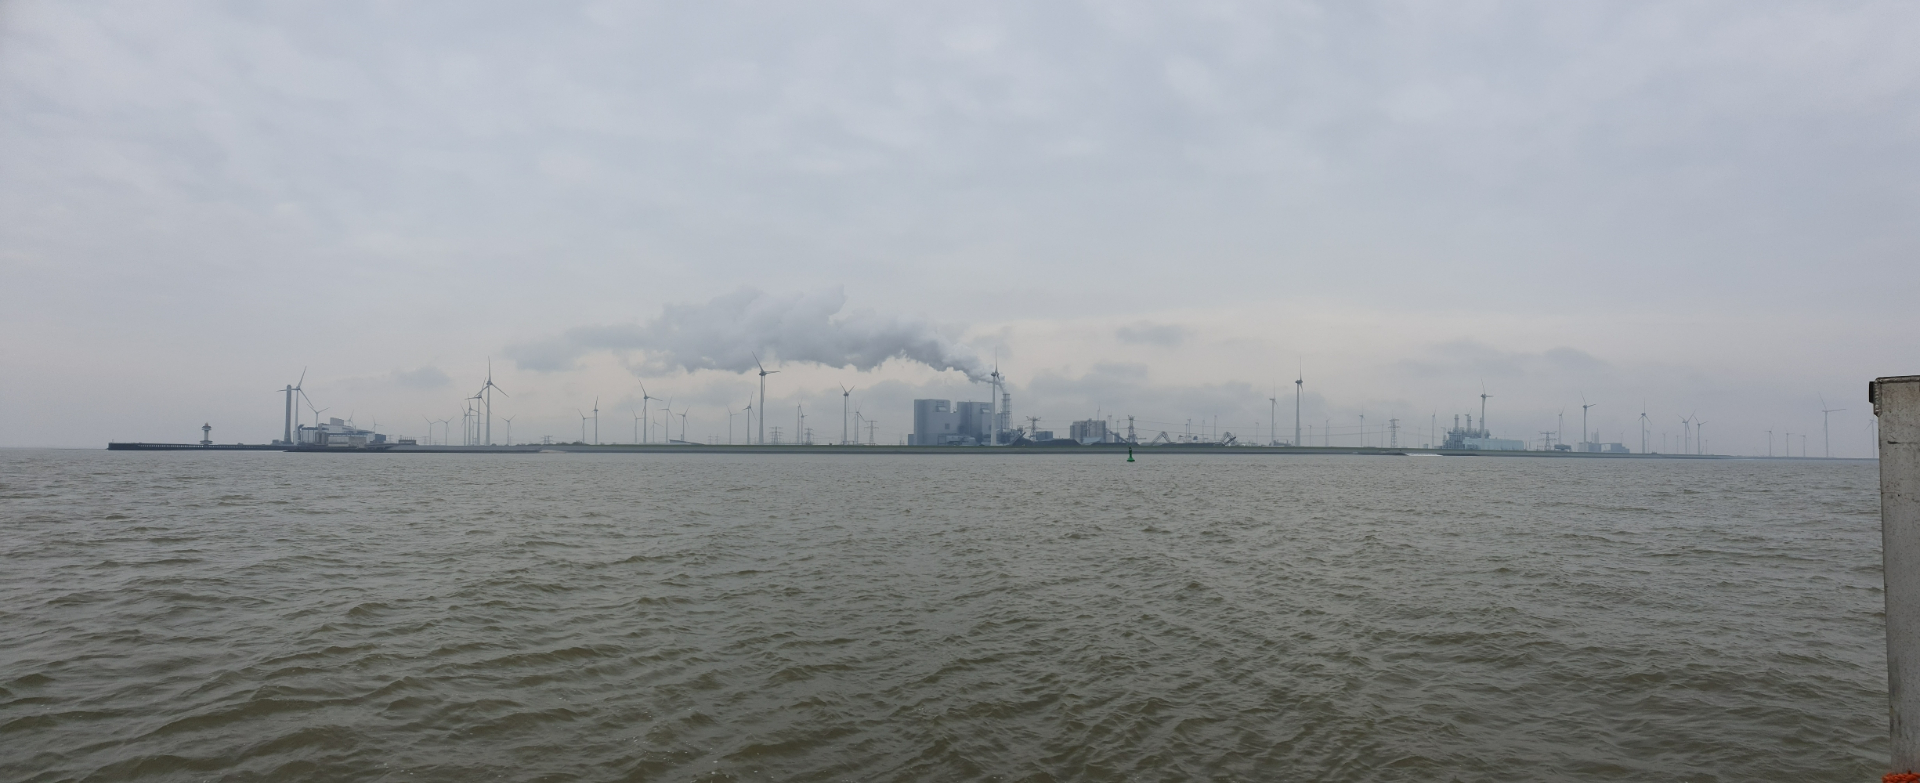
[1069,419,1112,444]
[297,417,386,448]
[910,399,993,446]
[1440,415,1524,451]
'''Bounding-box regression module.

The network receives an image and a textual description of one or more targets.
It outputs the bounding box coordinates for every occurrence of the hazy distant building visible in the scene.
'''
[297,417,385,448]
[910,399,993,445]
[1069,419,1110,444]
[1441,414,1524,451]
[1578,441,1632,454]
[954,401,992,442]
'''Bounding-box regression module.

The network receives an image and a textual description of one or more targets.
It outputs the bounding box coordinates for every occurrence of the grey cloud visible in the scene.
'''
[1396,341,1612,380]
[391,366,452,389]
[509,287,988,381]
[336,365,452,393]
[1115,322,1190,347]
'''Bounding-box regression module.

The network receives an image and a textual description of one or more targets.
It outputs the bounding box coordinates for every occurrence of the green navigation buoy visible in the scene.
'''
[1127,446,1134,462]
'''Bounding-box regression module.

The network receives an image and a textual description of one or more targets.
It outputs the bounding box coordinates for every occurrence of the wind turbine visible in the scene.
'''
[1268,389,1278,446]
[502,415,514,447]
[753,353,778,445]
[741,396,753,446]
[302,401,329,446]
[1639,402,1650,455]
[592,396,600,445]
[679,409,689,442]
[289,379,321,442]
[479,359,508,446]
[422,415,436,446]
[1479,385,1493,436]
[632,409,644,444]
[466,393,483,444]
[279,367,307,445]
[1820,395,1844,458]
[841,385,854,445]
[1679,415,1692,455]
[638,381,662,444]
[1580,395,1598,452]
[1694,417,1708,455]
[577,409,590,443]
[1294,371,1304,448]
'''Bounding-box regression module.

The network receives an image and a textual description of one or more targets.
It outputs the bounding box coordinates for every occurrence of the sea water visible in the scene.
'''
[0,450,1887,781]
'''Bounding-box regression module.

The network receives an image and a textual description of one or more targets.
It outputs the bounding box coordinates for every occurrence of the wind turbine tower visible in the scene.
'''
[1580,395,1597,453]
[638,381,661,444]
[280,368,308,445]
[1639,403,1650,455]
[840,385,854,445]
[479,360,508,446]
[1480,387,1492,437]
[1294,373,1303,448]
[1820,395,1845,458]
[988,364,1002,446]
[1268,391,1278,446]
[753,354,778,445]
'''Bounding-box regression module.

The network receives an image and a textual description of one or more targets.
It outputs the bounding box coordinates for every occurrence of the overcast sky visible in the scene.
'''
[3,0,1915,455]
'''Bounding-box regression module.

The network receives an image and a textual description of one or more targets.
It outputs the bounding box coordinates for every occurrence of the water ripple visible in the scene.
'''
[0,449,1889,781]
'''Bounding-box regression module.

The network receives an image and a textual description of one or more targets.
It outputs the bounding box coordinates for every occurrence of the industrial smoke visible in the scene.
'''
[512,287,988,381]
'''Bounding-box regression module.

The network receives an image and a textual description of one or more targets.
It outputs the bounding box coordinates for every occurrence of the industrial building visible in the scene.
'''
[910,399,994,446]
[1069,419,1114,444]
[1440,414,1525,451]
[297,417,387,448]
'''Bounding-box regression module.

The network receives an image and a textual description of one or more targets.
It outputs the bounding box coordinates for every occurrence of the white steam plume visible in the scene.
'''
[511,287,988,381]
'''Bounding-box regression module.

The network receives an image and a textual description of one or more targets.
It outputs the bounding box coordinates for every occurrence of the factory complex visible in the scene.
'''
[107,364,1766,458]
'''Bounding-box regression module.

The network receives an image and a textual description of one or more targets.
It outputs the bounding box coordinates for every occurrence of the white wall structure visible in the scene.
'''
[1875,375,1920,773]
